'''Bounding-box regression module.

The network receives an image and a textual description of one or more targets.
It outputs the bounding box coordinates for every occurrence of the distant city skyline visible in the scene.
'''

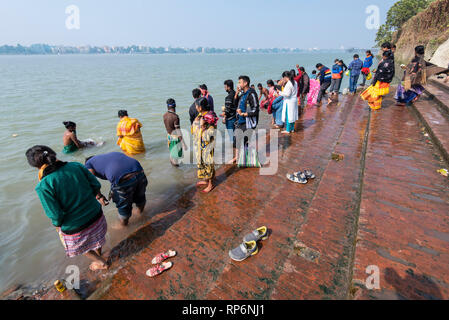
[0,0,397,48]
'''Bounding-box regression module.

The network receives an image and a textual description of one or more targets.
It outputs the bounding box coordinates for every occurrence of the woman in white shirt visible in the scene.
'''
[277,71,298,134]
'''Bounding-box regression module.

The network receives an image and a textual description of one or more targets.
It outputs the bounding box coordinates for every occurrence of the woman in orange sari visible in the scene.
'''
[116,110,145,155]
[361,51,395,110]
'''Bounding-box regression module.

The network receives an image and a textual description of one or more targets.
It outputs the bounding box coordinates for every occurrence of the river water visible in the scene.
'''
[0,51,365,292]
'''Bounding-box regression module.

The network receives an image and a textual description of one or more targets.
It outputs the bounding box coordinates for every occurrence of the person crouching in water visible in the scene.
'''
[192,98,218,193]
[163,98,186,166]
[26,145,109,271]
[85,152,148,228]
[62,121,94,154]
[116,110,146,155]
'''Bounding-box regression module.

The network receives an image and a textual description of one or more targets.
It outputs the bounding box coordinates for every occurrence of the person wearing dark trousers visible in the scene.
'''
[315,63,332,107]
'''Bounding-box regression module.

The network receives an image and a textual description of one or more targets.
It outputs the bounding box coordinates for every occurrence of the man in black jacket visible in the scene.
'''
[223,80,237,141]
[298,67,310,110]
[189,88,202,125]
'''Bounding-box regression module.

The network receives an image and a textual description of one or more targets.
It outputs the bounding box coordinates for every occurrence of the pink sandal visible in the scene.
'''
[146,262,173,277]
[151,250,177,265]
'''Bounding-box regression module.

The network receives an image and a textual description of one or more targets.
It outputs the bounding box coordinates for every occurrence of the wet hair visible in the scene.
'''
[25,145,67,177]
[85,156,94,164]
[316,63,323,69]
[224,79,234,90]
[192,88,201,99]
[299,67,305,72]
[415,45,425,55]
[282,70,295,85]
[257,83,263,88]
[196,97,210,111]
[381,42,392,50]
[238,75,251,86]
[382,50,392,58]
[63,121,76,129]
[118,110,128,118]
[166,98,176,108]
[354,54,359,59]
[199,84,208,91]
[267,80,275,87]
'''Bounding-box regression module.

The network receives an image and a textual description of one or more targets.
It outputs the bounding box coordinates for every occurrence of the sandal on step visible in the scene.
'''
[287,173,307,184]
[146,262,173,277]
[295,170,315,180]
[151,250,177,264]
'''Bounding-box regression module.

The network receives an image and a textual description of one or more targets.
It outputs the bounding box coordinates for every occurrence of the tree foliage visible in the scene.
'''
[376,0,436,46]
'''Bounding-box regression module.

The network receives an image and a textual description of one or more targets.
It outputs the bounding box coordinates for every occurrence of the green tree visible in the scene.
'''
[376,0,435,46]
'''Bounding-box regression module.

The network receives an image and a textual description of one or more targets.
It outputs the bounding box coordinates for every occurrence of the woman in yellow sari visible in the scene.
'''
[191,98,217,193]
[116,110,145,155]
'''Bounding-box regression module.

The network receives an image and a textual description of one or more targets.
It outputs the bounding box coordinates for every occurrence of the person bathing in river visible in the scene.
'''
[258,83,270,109]
[26,145,109,271]
[62,121,94,154]
[163,98,186,166]
[85,152,148,228]
[116,110,145,155]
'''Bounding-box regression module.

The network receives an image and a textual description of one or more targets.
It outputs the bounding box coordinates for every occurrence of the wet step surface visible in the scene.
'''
[38,91,449,300]
[352,96,449,300]
[413,94,449,162]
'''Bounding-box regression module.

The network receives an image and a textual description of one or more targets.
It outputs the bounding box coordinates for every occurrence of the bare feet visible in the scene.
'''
[196,181,208,186]
[226,157,237,165]
[89,261,108,271]
[201,185,215,193]
[201,180,214,193]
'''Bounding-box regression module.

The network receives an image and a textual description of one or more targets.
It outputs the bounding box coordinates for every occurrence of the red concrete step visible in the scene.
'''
[87,96,363,300]
[270,96,370,299]
[412,94,449,163]
[428,76,449,95]
[424,81,449,116]
[352,95,449,300]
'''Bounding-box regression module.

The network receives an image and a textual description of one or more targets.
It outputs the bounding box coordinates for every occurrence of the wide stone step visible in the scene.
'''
[412,95,449,163]
[425,81,449,116]
[428,76,449,95]
[352,95,449,300]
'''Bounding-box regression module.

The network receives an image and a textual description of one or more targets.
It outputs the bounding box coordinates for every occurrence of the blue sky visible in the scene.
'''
[0,0,397,48]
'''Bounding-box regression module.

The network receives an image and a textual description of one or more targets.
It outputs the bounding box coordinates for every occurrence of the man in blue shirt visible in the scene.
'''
[361,50,374,87]
[85,152,147,227]
[316,63,332,106]
[348,54,364,94]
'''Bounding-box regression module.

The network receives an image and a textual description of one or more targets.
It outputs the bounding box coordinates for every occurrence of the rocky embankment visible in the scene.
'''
[393,0,449,65]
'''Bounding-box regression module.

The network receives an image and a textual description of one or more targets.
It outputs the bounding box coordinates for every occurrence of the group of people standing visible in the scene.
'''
[26,43,447,275]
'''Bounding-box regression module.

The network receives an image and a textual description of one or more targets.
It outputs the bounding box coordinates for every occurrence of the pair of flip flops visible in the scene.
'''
[146,250,177,277]
[229,227,268,262]
[286,170,315,184]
